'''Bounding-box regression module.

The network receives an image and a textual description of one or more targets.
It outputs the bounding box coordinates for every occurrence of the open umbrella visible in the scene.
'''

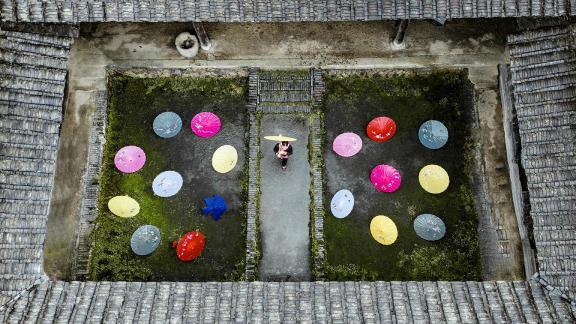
[367,116,396,142]
[191,112,221,138]
[108,195,140,218]
[413,213,446,241]
[419,164,449,194]
[152,171,183,197]
[330,189,354,218]
[131,225,161,256]
[264,134,297,142]
[202,194,228,221]
[153,112,182,138]
[172,230,206,261]
[418,120,448,149]
[370,164,401,193]
[332,132,362,157]
[114,145,146,173]
[370,215,398,245]
[212,145,238,173]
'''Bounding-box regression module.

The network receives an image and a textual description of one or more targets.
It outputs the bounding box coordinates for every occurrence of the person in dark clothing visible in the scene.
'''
[273,141,293,170]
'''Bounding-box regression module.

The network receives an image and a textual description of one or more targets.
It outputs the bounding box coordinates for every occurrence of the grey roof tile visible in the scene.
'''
[509,26,576,298]
[0,0,574,23]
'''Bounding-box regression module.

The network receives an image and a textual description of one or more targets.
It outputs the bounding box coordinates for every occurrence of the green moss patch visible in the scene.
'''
[322,70,481,281]
[89,73,248,281]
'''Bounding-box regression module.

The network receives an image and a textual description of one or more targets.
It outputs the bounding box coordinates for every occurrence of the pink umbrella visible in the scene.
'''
[114,145,146,173]
[333,132,362,157]
[191,112,221,138]
[370,164,401,193]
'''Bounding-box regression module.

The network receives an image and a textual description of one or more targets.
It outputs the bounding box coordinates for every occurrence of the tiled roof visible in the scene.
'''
[0,0,574,24]
[1,280,575,322]
[0,28,71,306]
[508,25,576,300]
[0,23,576,322]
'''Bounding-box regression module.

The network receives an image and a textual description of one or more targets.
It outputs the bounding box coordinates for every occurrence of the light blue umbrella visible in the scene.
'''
[152,171,183,197]
[131,225,161,256]
[413,213,446,241]
[418,120,448,149]
[330,189,354,218]
[153,112,182,138]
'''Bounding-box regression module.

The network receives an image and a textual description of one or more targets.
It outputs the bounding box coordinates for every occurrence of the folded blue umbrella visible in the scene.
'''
[202,194,228,221]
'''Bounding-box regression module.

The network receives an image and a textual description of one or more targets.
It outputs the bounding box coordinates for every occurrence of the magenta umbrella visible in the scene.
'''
[333,132,362,157]
[370,164,401,193]
[191,112,221,138]
[114,145,146,173]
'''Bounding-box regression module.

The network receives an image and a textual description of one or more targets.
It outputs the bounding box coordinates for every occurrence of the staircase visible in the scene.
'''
[257,70,314,113]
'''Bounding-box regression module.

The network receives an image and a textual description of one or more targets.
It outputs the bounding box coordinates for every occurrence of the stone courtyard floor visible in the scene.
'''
[44,20,524,281]
[259,114,311,281]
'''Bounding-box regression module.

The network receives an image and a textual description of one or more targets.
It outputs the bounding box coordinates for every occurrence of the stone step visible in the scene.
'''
[259,90,311,103]
[259,71,310,81]
[259,79,311,91]
[257,104,311,114]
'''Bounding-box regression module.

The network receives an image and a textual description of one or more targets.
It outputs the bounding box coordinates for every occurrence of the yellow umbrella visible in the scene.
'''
[212,145,238,173]
[264,134,297,142]
[419,164,450,194]
[108,195,140,218]
[370,215,398,245]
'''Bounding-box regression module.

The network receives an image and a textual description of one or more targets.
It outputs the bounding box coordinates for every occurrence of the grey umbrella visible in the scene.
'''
[153,112,182,138]
[131,225,161,256]
[413,213,446,241]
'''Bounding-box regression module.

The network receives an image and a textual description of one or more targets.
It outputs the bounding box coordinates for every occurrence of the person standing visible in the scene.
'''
[273,141,293,170]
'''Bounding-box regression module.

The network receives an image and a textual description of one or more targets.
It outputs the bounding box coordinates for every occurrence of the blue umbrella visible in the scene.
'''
[201,194,228,221]
[153,112,182,138]
[418,120,448,149]
[131,225,161,256]
[413,214,446,241]
[152,171,183,197]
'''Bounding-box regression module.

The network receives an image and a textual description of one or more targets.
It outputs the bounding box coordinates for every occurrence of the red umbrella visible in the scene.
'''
[367,117,396,142]
[172,231,206,261]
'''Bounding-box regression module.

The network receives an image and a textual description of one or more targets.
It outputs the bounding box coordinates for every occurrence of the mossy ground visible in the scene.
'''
[89,74,248,281]
[322,70,481,281]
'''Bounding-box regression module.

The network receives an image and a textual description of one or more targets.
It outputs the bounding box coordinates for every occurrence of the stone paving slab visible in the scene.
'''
[259,114,311,281]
